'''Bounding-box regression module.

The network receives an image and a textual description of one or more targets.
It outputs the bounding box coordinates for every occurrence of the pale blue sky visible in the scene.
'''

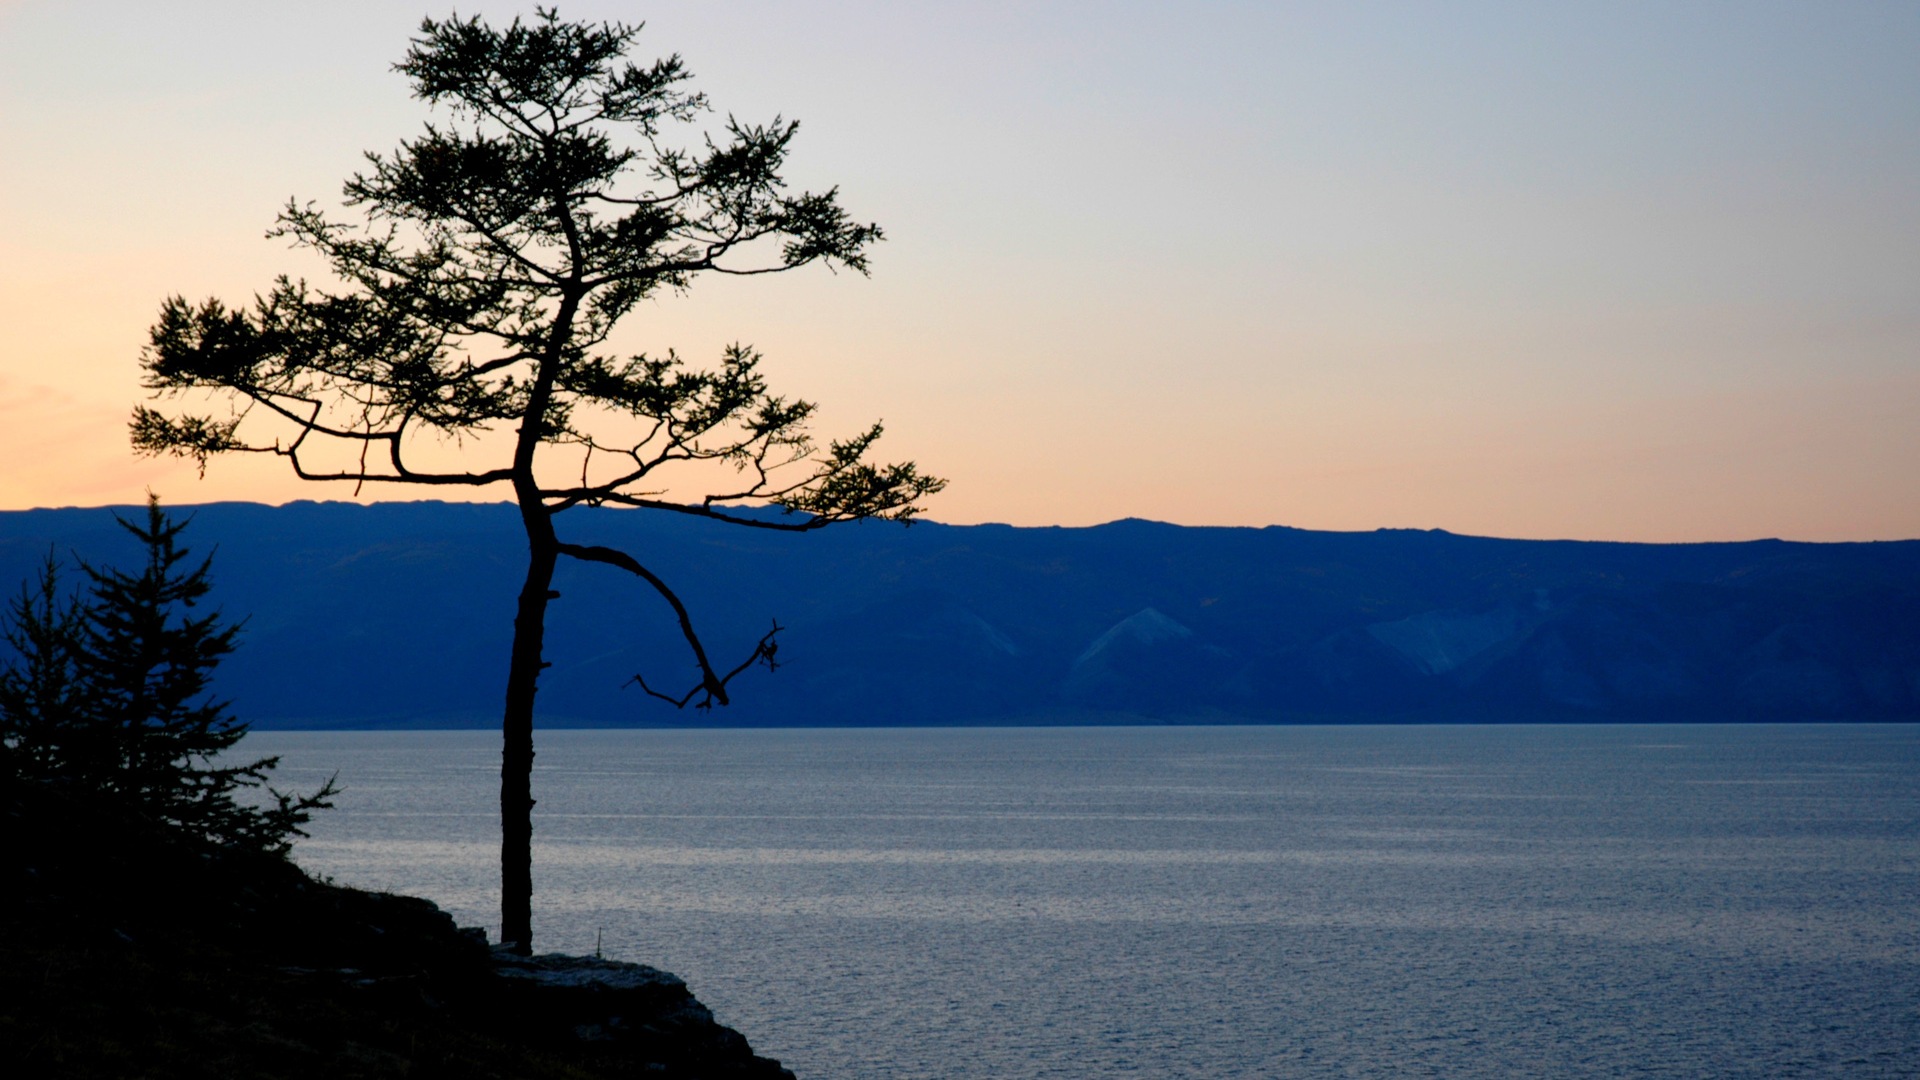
[3,1,1916,540]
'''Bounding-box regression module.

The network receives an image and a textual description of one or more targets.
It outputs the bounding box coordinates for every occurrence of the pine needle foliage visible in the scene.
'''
[0,496,335,854]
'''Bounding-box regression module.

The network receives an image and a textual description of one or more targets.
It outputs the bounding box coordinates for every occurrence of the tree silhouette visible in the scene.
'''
[0,496,336,853]
[132,10,941,951]
[0,556,89,781]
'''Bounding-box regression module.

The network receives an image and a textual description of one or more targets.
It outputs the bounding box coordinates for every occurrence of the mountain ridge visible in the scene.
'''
[2,501,1914,727]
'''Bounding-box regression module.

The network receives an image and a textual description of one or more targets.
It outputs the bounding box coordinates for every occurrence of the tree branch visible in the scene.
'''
[630,620,782,710]
[555,494,830,531]
[554,541,781,707]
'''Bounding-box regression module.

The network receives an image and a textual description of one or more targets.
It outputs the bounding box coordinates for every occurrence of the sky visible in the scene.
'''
[2,1,1916,541]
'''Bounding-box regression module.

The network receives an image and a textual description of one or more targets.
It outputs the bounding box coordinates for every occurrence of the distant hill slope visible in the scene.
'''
[3,502,1916,726]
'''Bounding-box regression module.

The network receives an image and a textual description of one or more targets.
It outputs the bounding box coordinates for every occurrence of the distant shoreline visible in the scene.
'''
[247,716,1920,731]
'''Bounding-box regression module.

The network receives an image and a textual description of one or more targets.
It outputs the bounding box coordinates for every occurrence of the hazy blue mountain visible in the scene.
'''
[2,502,1915,727]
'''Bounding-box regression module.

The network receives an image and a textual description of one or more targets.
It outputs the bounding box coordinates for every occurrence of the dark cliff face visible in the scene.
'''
[2,503,1916,726]
[0,774,795,1079]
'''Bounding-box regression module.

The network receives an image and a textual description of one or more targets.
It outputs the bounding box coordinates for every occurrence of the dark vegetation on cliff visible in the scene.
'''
[0,775,793,1079]
[3,501,1914,727]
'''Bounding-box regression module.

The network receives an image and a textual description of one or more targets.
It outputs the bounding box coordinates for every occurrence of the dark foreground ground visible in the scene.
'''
[0,778,793,1079]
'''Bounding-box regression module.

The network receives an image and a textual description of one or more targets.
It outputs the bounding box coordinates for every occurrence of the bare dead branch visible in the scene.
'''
[554,541,783,707]
[630,619,782,710]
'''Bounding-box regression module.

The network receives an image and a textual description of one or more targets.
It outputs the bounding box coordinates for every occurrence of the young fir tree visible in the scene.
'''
[0,555,90,780]
[0,497,334,854]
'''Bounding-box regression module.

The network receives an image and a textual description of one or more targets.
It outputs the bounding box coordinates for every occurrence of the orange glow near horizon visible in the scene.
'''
[3,2,1916,543]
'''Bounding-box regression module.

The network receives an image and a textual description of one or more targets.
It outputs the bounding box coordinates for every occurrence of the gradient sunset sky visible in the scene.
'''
[3,1,1915,541]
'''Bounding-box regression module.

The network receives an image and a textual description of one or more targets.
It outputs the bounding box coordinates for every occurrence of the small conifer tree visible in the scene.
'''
[0,555,90,779]
[0,496,335,853]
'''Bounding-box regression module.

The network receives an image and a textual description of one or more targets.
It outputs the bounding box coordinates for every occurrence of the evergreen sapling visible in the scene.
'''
[0,496,335,854]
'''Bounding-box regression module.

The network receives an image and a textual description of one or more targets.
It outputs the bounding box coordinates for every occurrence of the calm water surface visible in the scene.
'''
[252,724,1920,1078]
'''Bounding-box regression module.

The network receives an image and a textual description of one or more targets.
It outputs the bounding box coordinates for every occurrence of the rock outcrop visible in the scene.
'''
[0,774,794,1079]
[488,952,794,1078]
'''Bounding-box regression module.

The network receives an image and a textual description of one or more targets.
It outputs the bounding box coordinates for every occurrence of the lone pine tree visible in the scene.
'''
[133,11,941,952]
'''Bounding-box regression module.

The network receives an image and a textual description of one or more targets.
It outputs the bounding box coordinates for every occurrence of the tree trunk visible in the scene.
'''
[500,525,557,954]
[500,287,577,955]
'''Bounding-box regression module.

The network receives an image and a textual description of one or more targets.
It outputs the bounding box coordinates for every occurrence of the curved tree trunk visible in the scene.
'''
[499,521,557,954]
[498,282,578,954]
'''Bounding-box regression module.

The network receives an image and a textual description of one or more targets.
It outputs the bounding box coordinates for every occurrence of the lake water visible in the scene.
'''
[249,724,1920,1078]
